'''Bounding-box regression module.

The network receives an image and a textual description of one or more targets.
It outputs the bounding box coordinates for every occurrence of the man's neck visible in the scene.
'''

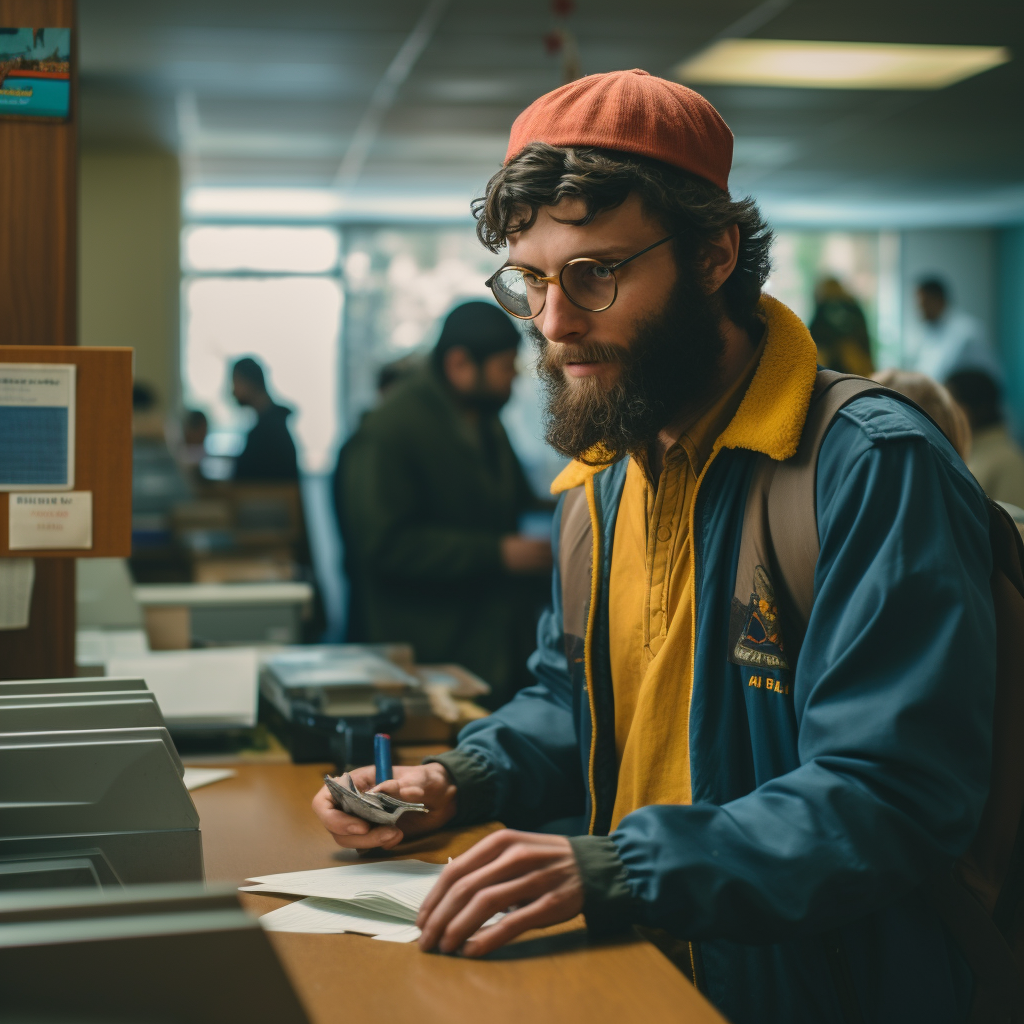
[250,393,274,415]
[648,316,759,481]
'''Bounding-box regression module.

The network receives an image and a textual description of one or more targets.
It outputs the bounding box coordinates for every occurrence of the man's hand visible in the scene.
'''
[416,830,583,957]
[311,762,457,851]
[500,535,553,574]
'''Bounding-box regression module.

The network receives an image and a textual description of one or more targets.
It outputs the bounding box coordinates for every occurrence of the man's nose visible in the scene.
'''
[537,282,589,344]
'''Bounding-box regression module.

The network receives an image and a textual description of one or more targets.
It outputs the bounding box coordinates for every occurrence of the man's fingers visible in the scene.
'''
[311,787,371,836]
[330,825,402,850]
[433,872,555,954]
[418,843,555,938]
[459,893,568,958]
[416,831,523,925]
[368,778,427,803]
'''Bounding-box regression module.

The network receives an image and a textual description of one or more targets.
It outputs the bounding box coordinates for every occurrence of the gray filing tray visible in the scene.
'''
[0,675,203,890]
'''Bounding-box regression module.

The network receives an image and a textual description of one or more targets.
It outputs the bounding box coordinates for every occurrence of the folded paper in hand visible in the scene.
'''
[323,772,429,826]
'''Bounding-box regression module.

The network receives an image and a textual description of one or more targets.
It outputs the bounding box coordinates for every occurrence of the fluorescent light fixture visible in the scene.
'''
[675,39,1010,90]
[183,226,340,274]
[183,187,474,222]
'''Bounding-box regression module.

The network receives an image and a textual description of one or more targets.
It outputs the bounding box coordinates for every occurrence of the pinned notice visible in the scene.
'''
[0,363,75,490]
[9,492,93,550]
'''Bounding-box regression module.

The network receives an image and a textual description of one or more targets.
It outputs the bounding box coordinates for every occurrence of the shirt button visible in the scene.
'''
[656,525,672,542]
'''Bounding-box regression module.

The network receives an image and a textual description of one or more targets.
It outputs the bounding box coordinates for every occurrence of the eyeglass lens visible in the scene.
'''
[490,259,616,319]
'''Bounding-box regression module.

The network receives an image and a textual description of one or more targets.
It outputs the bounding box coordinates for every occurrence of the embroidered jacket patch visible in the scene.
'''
[729,564,790,671]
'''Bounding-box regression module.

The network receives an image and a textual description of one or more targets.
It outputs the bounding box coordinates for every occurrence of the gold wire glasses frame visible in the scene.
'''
[485,235,675,320]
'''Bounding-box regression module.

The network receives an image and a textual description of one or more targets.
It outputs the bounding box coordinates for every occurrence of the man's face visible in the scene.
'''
[232,374,252,407]
[508,193,726,461]
[509,194,677,390]
[918,288,946,324]
[479,348,518,406]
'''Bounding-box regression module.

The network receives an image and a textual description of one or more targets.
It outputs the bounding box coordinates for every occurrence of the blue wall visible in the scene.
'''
[997,226,1024,440]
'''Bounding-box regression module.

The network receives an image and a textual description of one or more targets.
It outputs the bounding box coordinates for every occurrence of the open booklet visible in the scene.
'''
[240,860,444,942]
[241,859,503,943]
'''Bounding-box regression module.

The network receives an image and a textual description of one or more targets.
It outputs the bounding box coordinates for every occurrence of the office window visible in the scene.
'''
[340,226,566,494]
[180,226,342,474]
[764,230,901,367]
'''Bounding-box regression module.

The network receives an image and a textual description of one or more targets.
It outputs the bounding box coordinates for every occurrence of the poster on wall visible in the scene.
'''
[0,28,71,120]
[0,364,76,490]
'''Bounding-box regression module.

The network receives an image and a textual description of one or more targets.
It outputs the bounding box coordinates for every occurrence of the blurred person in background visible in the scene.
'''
[176,409,209,486]
[808,276,873,375]
[131,382,191,527]
[906,277,998,383]
[333,355,424,644]
[182,409,208,449]
[871,369,971,460]
[339,300,551,706]
[946,369,1024,508]
[231,356,299,482]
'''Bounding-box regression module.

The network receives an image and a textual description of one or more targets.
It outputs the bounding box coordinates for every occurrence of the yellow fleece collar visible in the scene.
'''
[550,294,818,495]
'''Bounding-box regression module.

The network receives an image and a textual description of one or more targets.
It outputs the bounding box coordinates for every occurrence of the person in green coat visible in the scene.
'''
[337,301,553,707]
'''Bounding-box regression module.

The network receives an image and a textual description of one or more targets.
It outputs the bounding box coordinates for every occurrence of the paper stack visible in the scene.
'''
[241,860,444,943]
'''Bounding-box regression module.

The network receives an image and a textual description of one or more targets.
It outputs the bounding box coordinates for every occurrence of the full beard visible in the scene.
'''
[533,275,727,465]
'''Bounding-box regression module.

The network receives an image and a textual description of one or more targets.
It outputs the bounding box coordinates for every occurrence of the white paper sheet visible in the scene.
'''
[107,648,259,727]
[257,897,422,942]
[241,860,443,922]
[182,767,236,790]
[75,628,149,666]
[0,558,34,630]
[9,491,92,550]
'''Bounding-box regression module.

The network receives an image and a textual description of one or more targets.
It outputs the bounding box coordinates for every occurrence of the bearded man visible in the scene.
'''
[313,71,996,1024]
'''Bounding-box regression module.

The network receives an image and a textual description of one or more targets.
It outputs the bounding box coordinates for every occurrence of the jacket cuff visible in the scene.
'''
[568,834,637,937]
[423,747,498,826]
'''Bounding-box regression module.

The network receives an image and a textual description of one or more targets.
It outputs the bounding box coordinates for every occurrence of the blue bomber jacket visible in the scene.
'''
[430,298,996,1024]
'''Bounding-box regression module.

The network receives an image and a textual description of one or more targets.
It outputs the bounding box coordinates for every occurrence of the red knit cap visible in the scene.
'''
[505,69,733,192]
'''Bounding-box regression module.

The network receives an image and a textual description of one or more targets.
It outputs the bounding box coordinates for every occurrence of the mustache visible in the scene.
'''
[525,321,626,371]
[541,341,627,371]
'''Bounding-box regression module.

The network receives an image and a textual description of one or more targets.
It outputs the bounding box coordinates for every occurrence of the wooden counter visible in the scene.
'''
[190,762,725,1024]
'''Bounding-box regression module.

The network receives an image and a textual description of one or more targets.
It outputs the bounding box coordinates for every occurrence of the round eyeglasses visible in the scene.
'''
[486,235,674,320]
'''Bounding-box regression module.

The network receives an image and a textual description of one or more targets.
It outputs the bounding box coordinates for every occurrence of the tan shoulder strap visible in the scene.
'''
[766,370,887,637]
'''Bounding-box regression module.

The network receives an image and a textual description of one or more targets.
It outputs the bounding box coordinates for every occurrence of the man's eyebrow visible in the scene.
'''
[505,247,635,274]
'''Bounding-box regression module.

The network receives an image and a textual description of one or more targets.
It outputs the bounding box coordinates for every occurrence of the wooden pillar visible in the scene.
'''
[0,0,78,679]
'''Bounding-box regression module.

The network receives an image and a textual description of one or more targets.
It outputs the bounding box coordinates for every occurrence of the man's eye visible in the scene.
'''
[590,265,612,280]
[523,273,545,288]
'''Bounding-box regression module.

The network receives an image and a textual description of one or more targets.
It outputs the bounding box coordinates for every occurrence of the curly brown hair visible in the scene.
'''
[473,142,773,332]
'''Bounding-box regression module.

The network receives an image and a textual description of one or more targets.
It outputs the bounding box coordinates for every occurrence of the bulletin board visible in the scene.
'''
[0,345,132,557]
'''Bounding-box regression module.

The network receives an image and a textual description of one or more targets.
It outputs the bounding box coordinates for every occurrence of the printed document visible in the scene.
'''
[0,364,75,491]
[242,860,501,942]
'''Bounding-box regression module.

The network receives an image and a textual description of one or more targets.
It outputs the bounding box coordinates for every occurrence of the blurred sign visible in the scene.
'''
[0,28,71,120]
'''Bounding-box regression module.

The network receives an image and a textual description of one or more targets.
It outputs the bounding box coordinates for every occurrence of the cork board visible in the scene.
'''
[0,345,132,557]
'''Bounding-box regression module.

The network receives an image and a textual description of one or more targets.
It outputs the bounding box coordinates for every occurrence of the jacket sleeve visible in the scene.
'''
[427,495,587,828]
[575,408,997,940]
[348,419,503,582]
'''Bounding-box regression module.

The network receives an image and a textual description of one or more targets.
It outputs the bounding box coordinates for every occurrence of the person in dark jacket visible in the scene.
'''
[313,72,995,1024]
[338,301,551,706]
[231,357,299,481]
[808,276,874,375]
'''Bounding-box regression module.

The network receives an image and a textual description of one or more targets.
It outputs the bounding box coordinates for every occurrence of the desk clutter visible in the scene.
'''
[73,556,492,767]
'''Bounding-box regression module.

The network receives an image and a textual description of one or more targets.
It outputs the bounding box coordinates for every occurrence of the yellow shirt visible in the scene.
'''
[608,352,762,830]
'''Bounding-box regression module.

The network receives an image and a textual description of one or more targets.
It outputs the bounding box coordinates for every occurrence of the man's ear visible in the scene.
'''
[442,346,480,393]
[703,223,740,294]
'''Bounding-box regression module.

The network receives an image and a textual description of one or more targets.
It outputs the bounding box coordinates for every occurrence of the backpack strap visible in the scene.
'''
[765,370,888,645]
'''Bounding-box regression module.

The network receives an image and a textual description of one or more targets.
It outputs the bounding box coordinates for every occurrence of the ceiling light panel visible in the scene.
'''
[675,40,1011,90]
